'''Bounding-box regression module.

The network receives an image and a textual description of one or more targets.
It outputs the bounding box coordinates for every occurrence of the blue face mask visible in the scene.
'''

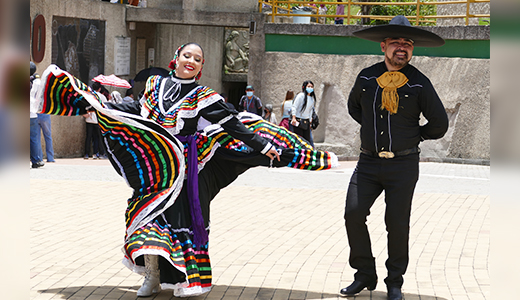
[306,87,314,94]
[246,91,253,97]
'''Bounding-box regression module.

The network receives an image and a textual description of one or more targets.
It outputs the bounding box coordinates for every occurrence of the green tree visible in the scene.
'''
[367,0,436,26]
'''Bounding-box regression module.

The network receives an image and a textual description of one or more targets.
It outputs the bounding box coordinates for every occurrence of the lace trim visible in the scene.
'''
[173,92,222,135]
[123,249,187,278]
[217,115,233,125]
[173,285,212,297]
[261,142,273,155]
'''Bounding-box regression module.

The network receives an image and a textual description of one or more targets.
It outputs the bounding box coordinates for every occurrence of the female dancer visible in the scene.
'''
[291,80,316,146]
[37,43,337,297]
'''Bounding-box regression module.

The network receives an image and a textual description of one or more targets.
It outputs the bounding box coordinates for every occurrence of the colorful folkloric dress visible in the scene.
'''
[36,65,338,297]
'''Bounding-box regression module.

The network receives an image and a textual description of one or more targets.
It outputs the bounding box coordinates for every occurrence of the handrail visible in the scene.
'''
[259,0,490,26]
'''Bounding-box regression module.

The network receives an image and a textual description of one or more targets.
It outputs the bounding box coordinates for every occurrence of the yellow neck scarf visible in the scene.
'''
[376,71,408,114]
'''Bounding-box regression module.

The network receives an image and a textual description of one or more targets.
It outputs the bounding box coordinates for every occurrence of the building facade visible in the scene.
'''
[30,0,489,161]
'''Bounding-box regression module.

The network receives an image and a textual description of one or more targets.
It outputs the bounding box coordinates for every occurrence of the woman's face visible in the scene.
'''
[175,44,203,79]
[306,83,314,89]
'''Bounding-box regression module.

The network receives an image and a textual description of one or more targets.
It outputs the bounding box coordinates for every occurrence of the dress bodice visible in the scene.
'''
[140,75,221,135]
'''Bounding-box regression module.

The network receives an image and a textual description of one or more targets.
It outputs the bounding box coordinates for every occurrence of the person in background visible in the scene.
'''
[263,104,277,124]
[90,82,108,159]
[110,91,123,104]
[122,88,134,103]
[278,90,294,130]
[308,0,318,23]
[238,85,262,116]
[30,61,44,169]
[335,0,345,24]
[291,80,316,147]
[91,82,108,102]
[37,113,55,163]
[319,4,328,24]
[220,93,236,110]
[100,86,110,102]
[339,16,448,300]
[82,106,99,159]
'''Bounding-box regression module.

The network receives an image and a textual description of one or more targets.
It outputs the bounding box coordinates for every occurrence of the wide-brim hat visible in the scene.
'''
[353,15,445,47]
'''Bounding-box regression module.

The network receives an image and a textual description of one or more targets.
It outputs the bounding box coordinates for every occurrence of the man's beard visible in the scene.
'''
[386,50,410,69]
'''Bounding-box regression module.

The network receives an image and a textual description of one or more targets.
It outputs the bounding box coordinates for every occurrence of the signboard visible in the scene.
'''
[115,36,131,75]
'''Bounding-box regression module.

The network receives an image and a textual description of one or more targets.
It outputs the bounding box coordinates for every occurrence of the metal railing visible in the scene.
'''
[259,0,490,26]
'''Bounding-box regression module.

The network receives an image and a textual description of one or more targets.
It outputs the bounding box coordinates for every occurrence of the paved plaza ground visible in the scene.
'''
[30,158,489,300]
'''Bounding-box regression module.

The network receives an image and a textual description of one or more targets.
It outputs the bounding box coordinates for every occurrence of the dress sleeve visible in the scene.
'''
[200,101,271,153]
[104,100,141,115]
[103,75,154,115]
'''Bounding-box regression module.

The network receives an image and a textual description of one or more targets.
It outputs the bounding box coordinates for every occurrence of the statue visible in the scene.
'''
[224,31,249,73]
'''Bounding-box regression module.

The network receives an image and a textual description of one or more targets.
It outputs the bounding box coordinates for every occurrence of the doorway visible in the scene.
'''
[222,81,247,110]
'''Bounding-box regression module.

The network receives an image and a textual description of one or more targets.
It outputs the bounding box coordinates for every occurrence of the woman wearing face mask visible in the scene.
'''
[37,44,338,297]
[291,80,316,146]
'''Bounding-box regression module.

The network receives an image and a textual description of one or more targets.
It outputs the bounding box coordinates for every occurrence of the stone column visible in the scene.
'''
[247,13,265,99]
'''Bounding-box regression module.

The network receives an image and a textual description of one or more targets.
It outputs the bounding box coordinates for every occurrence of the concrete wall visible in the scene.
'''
[183,0,258,13]
[260,53,490,161]
[31,1,490,161]
[147,0,183,9]
[31,0,129,158]
[126,22,157,95]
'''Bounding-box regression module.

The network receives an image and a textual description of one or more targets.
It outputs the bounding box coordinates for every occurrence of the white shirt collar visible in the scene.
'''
[171,75,195,84]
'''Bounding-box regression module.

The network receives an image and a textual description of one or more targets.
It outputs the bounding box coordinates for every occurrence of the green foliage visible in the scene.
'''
[479,17,490,25]
[367,0,437,26]
[322,3,362,24]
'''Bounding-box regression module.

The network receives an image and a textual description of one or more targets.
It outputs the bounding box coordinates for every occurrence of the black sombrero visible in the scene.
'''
[353,15,445,47]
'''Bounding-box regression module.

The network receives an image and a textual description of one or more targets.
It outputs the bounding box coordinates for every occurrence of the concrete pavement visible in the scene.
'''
[30,158,489,300]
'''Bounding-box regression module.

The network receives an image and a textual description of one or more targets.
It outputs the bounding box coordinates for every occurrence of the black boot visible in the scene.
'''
[31,161,45,168]
[387,286,403,300]
[339,279,377,297]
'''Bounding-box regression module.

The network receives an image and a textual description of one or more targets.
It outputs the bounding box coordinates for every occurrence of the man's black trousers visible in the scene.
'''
[344,153,419,288]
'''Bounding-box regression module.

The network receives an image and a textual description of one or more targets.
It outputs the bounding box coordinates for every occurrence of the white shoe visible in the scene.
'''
[137,280,160,297]
[137,255,161,297]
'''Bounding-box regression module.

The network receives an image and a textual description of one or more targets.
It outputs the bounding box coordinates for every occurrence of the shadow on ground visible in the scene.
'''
[38,285,448,300]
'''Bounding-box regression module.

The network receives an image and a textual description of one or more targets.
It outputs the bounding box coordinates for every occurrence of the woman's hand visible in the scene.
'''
[290,116,298,126]
[265,146,280,161]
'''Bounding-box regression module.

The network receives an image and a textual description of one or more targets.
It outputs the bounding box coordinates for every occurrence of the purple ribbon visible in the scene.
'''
[176,134,208,247]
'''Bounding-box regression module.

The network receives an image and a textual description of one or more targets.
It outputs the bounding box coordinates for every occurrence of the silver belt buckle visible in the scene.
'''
[378,151,395,159]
